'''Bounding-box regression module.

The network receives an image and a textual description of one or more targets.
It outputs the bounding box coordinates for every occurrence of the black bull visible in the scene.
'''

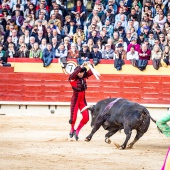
[81,98,160,149]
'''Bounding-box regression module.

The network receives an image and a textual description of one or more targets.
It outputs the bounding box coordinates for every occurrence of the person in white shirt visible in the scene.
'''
[127,46,139,60]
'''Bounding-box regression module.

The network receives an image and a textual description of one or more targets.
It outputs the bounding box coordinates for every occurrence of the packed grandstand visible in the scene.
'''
[0,0,170,70]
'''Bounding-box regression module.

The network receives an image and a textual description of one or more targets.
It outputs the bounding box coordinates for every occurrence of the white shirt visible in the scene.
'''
[127,51,139,60]
[24,36,30,44]
[12,36,18,45]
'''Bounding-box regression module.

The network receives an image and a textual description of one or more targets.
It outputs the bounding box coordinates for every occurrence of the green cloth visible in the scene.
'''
[156,113,170,137]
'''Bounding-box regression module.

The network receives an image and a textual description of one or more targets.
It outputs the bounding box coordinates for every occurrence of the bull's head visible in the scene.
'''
[81,105,97,127]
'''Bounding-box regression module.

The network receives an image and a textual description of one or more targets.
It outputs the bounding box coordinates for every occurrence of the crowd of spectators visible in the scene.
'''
[0,0,170,70]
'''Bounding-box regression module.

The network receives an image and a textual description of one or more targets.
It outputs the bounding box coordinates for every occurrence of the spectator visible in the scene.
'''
[30,25,38,37]
[96,39,103,52]
[42,43,55,67]
[138,43,151,60]
[51,37,59,50]
[65,20,77,42]
[63,36,71,51]
[35,13,48,27]
[127,45,139,60]
[17,43,30,58]
[0,13,7,32]
[143,38,153,51]
[103,20,114,38]
[29,42,42,58]
[87,30,99,44]
[87,38,94,52]
[0,43,6,65]
[127,37,140,52]
[27,36,35,50]
[68,43,79,59]
[77,43,90,65]
[124,30,132,45]
[12,10,24,27]
[35,30,45,45]
[90,44,102,66]
[74,13,84,28]
[47,20,61,34]
[99,30,109,47]
[73,26,85,44]
[107,38,115,50]
[36,19,47,37]
[162,45,170,66]
[71,0,87,21]
[12,4,24,17]
[24,3,36,18]
[76,37,83,51]
[115,37,127,51]
[5,43,17,58]
[55,43,68,68]
[16,35,25,50]
[49,28,62,44]
[101,9,115,25]
[137,32,144,44]
[39,38,47,51]
[102,43,114,59]
[151,44,162,70]
[114,43,126,70]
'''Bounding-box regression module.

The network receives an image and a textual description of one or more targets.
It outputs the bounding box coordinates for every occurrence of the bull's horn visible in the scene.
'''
[81,105,93,113]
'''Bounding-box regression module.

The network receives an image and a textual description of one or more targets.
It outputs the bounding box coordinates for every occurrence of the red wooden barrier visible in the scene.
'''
[0,69,170,104]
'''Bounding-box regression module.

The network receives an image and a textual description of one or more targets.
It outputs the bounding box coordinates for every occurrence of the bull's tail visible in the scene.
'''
[143,108,163,134]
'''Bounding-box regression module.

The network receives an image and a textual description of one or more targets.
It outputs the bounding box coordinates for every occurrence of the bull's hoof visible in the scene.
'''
[105,138,111,144]
[119,145,126,150]
[113,142,120,149]
[85,137,91,142]
[127,144,133,149]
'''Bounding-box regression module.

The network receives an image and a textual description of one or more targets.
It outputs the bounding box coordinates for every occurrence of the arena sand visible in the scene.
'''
[0,110,169,170]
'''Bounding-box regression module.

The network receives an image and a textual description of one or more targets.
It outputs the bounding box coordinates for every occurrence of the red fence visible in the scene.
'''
[0,67,170,104]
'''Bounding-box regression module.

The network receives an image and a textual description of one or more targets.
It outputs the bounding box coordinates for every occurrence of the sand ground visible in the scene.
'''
[0,110,169,170]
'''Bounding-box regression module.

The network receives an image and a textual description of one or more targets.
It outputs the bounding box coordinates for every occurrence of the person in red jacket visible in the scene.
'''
[68,61,93,141]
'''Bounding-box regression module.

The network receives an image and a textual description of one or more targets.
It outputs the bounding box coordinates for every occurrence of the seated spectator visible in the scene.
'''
[49,28,62,44]
[86,9,100,27]
[124,30,132,45]
[76,37,83,51]
[12,10,24,27]
[77,43,90,65]
[99,30,109,47]
[36,1,49,19]
[96,39,103,52]
[63,36,71,51]
[118,26,126,39]
[50,3,63,16]
[52,8,63,26]
[39,38,47,51]
[23,29,30,45]
[115,37,127,51]
[29,42,42,58]
[27,36,35,50]
[35,13,48,27]
[90,44,102,66]
[148,31,155,47]
[159,34,167,50]
[30,25,38,37]
[115,7,127,23]
[0,43,6,65]
[42,43,55,67]
[51,37,59,50]
[0,13,7,32]
[143,38,153,51]
[65,20,77,42]
[87,38,94,52]
[102,44,114,59]
[71,0,87,22]
[0,3,10,15]
[24,3,36,18]
[151,44,162,70]
[127,46,139,60]
[153,25,163,39]
[35,30,45,45]
[73,26,85,44]
[68,43,79,59]
[105,0,117,14]
[74,13,84,28]
[3,36,15,50]
[127,38,140,52]
[17,43,30,58]
[114,43,126,70]
[16,35,25,50]
[87,30,99,44]
[103,20,114,38]
[138,43,151,60]
[36,19,47,37]
[107,38,115,50]
[5,43,18,58]
[162,45,170,66]
[56,43,68,68]
[101,9,115,25]
[47,20,61,34]
[12,4,24,16]
[137,32,144,44]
